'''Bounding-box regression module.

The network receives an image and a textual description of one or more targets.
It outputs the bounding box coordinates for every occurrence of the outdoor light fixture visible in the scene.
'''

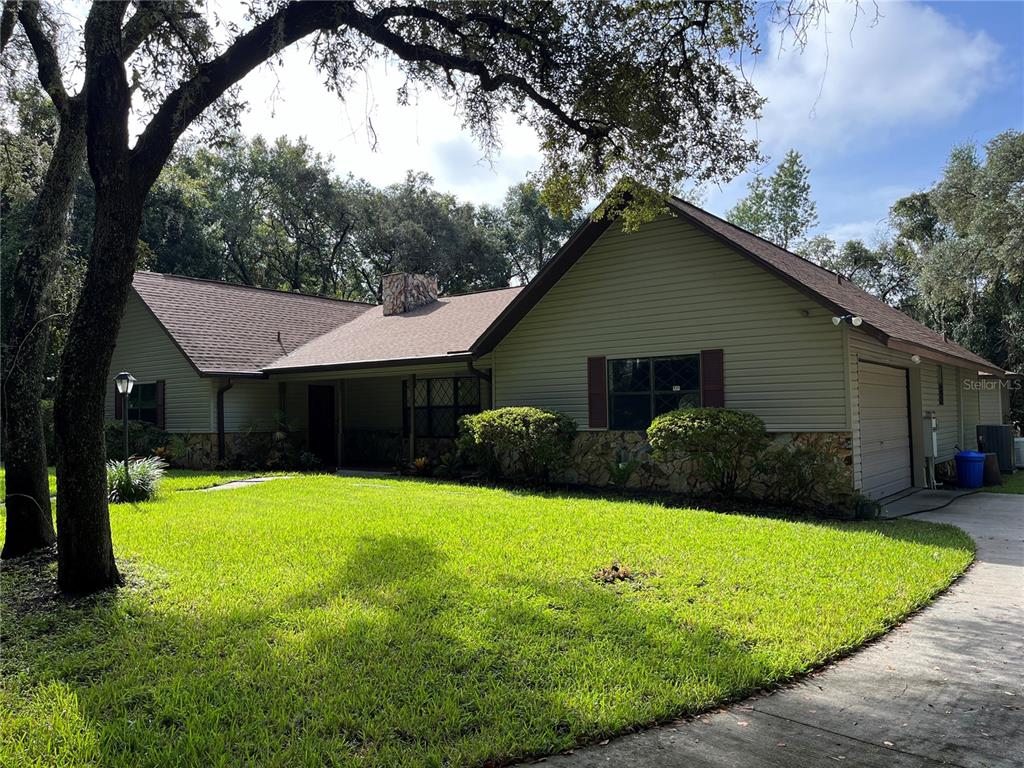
[115,371,136,395]
[911,355,922,365]
[114,371,136,474]
[831,314,863,327]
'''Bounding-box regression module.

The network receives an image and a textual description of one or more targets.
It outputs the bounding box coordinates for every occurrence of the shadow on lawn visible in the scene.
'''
[2,533,769,768]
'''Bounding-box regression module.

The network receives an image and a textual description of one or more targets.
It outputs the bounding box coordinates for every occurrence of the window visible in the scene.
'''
[403,377,482,437]
[937,365,945,405]
[127,382,158,424]
[608,355,700,430]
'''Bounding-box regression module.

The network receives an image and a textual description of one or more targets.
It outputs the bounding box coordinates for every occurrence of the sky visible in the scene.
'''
[232,1,1023,244]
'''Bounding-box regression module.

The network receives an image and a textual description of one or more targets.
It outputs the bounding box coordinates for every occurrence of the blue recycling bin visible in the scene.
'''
[954,450,986,489]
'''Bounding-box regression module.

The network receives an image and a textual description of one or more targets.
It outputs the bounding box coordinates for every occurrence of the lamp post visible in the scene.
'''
[114,371,136,476]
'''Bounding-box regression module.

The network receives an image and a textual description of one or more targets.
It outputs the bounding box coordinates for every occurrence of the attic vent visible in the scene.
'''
[382,273,438,316]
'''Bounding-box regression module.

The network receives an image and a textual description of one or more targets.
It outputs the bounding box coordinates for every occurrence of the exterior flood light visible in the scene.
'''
[911,355,922,364]
[831,315,863,327]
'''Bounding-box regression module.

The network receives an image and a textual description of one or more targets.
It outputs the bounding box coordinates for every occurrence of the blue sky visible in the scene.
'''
[238,1,1023,245]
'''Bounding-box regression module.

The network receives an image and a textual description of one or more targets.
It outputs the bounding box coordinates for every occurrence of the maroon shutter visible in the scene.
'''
[114,381,123,419]
[700,349,725,407]
[587,356,608,428]
[155,380,166,429]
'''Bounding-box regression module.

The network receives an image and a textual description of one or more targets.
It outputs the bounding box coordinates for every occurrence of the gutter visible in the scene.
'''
[466,359,491,383]
[216,380,233,462]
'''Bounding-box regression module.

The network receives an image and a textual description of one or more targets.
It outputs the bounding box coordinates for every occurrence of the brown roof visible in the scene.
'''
[265,287,523,372]
[663,197,999,372]
[473,195,1001,374]
[131,272,371,376]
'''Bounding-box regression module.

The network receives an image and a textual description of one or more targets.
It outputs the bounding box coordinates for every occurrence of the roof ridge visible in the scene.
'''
[440,284,524,298]
[133,271,375,306]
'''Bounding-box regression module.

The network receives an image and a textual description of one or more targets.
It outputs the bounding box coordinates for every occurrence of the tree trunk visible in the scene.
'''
[1,105,85,559]
[53,187,144,593]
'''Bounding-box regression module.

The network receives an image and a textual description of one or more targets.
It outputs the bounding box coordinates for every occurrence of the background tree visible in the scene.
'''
[728,149,818,249]
[487,181,581,283]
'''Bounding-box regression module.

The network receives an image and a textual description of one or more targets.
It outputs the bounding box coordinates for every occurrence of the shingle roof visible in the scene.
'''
[663,197,999,372]
[265,287,523,372]
[131,272,371,375]
[473,196,1000,374]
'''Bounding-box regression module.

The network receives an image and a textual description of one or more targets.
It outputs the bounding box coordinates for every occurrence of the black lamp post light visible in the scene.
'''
[114,371,136,475]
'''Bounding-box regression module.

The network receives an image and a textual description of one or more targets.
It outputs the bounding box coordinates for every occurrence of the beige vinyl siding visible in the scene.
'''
[920,363,960,460]
[979,381,1003,424]
[959,368,982,449]
[492,215,848,431]
[105,293,213,432]
[221,380,281,432]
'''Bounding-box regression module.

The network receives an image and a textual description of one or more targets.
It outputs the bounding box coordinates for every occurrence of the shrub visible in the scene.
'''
[607,458,640,487]
[756,435,849,509]
[106,456,167,503]
[459,407,576,482]
[104,420,170,462]
[647,408,769,497]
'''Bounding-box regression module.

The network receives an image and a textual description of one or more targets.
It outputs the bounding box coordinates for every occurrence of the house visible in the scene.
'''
[106,196,1012,499]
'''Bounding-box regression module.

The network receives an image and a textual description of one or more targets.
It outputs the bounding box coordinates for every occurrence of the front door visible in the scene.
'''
[308,384,337,467]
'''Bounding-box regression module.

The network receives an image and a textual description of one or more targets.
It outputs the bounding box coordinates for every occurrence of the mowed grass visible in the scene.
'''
[983,470,1024,494]
[1,476,973,768]
[0,467,268,501]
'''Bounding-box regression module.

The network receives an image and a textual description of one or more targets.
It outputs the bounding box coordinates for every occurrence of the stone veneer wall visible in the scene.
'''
[564,430,854,493]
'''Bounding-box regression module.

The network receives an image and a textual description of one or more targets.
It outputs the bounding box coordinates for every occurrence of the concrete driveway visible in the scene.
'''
[519,492,1023,768]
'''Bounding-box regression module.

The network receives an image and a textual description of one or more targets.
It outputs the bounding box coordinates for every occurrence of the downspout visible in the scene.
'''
[217,380,233,462]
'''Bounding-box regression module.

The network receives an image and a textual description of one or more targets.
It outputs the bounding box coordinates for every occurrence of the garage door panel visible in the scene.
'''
[859,362,912,500]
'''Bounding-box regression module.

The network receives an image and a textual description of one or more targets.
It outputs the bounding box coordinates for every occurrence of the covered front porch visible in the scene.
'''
[268,361,493,470]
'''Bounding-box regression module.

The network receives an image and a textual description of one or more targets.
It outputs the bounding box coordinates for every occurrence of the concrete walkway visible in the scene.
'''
[520,493,1023,768]
[200,475,292,491]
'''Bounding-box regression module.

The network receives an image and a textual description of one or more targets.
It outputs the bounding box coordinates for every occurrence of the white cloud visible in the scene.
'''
[750,1,1001,152]
[236,50,541,205]
[825,219,887,246]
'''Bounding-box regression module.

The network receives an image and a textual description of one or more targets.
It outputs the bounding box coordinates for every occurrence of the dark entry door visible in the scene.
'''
[307,385,337,467]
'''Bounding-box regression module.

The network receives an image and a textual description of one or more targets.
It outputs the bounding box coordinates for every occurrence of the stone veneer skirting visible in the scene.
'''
[564,430,854,493]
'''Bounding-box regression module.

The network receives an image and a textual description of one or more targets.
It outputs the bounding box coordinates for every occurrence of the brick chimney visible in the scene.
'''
[382,273,439,315]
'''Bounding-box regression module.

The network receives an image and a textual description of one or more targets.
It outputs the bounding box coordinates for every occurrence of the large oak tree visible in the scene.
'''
[7,0,834,593]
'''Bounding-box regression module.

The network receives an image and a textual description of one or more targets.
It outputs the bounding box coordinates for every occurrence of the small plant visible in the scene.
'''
[106,456,168,503]
[648,408,769,497]
[459,407,576,482]
[412,456,431,475]
[607,457,640,487]
[840,492,882,520]
[434,451,462,479]
[756,436,849,509]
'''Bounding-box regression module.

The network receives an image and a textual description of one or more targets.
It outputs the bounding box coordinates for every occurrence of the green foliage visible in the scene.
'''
[231,418,320,472]
[0,476,973,767]
[105,456,167,503]
[459,407,576,482]
[728,150,818,249]
[103,421,171,462]
[648,408,769,497]
[837,493,883,521]
[607,458,641,488]
[756,436,850,510]
[489,180,581,283]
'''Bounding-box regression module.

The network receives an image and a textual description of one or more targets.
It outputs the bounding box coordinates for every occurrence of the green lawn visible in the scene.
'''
[0,467,268,500]
[982,470,1024,494]
[1,476,973,767]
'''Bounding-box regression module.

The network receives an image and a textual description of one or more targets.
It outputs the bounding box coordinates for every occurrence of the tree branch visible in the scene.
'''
[17,2,68,115]
[1,0,18,51]
[130,1,354,185]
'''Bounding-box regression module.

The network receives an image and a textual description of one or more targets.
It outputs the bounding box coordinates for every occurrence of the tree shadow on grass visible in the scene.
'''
[2,534,768,768]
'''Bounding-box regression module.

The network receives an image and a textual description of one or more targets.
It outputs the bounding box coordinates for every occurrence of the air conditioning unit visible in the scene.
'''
[977,424,1015,473]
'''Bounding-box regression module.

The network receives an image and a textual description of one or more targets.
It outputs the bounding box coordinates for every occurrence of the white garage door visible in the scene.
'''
[859,362,913,499]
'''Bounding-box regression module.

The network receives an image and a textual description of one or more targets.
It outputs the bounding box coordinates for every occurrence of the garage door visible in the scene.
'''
[859,362,912,499]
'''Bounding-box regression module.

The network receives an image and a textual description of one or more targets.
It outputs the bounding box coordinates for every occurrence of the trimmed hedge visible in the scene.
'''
[648,407,769,497]
[459,407,576,482]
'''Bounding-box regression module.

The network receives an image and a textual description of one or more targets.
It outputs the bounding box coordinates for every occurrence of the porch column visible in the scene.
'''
[408,373,416,465]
